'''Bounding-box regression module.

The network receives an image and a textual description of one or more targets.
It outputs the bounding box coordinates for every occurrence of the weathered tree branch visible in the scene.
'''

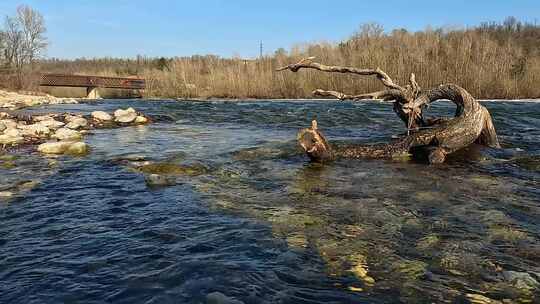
[277,57,405,91]
[312,89,404,101]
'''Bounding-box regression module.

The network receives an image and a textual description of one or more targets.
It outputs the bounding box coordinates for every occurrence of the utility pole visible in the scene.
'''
[259,41,263,59]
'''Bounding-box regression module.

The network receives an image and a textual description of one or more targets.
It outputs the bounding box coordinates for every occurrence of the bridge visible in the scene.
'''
[40,74,146,98]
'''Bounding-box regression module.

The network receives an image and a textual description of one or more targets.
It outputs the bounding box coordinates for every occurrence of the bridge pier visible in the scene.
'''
[86,87,101,99]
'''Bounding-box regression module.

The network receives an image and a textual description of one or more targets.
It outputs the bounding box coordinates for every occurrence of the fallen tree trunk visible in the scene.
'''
[279,58,500,164]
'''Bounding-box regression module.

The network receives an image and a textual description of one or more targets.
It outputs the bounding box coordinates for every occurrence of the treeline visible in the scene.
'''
[5,13,540,99]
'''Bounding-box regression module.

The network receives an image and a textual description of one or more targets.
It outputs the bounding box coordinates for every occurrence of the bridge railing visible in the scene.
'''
[40,74,146,90]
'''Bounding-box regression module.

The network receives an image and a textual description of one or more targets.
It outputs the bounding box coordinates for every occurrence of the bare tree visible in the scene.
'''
[2,5,47,87]
[16,5,48,63]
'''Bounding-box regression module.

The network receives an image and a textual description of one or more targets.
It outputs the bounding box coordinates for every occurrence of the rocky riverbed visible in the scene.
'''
[0,105,150,198]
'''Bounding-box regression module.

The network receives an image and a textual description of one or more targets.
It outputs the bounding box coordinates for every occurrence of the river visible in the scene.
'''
[1,99,539,303]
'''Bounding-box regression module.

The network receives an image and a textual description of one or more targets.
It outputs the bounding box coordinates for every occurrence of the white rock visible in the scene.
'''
[114,108,137,117]
[52,128,82,141]
[0,134,24,145]
[37,141,88,155]
[135,116,148,124]
[33,115,55,122]
[0,119,17,129]
[18,124,51,137]
[0,191,13,198]
[38,119,65,129]
[65,117,88,129]
[115,112,137,123]
[0,112,11,119]
[91,111,113,121]
[4,128,20,137]
[66,142,89,155]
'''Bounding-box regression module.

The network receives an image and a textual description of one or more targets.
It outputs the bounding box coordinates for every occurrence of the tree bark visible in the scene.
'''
[280,58,500,164]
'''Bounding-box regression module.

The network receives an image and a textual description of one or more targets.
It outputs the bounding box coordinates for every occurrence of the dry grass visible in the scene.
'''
[14,18,540,99]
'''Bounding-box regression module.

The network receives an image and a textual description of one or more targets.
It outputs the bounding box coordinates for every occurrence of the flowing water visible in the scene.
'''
[0,100,539,304]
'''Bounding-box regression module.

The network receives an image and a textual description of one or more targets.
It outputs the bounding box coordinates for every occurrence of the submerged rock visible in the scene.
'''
[91,111,113,121]
[145,174,176,187]
[206,292,244,304]
[465,293,502,304]
[502,271,539,291]
[138,162,207,176]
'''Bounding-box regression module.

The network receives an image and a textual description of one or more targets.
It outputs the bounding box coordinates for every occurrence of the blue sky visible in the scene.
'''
[0,0,538,59]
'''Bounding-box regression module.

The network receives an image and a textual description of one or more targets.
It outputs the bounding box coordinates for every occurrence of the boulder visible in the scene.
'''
[52,128,82,141]
[37,141,88,155]
[91,111,113,121]
[65,117,88,129]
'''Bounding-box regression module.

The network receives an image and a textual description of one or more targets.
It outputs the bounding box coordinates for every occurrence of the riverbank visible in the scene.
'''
[0,89,79,110]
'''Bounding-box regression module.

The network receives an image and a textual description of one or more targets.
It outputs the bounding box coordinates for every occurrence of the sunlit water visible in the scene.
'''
[0,100,539,303]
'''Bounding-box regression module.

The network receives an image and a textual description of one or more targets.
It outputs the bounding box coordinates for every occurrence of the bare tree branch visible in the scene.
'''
[312,89,404,101]
[277,57,405,91]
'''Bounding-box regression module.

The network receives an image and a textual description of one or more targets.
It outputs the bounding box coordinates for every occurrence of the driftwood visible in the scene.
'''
[278,57,500,164]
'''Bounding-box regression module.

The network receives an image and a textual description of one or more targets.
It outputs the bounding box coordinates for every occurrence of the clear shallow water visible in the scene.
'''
[0,99,539,303]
